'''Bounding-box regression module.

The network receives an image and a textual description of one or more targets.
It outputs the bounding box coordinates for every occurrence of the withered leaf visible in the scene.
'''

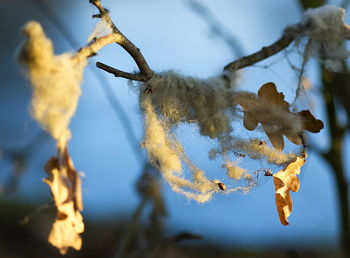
[273,156,306,226]
[236,82,324,149]
[43,148,84,255]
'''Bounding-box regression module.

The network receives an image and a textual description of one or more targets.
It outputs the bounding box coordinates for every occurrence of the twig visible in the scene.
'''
[114,199,146,258]
[84,0,154,81]
[341,0,350,9]
[187,0,244,57]
[96,62,149,82]
[224,23,305,72]
[92,71,144,162]
[1,131,49,193]
[293,39,313,105]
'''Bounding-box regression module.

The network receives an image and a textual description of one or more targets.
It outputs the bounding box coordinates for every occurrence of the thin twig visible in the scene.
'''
[187,0,244,58]
[293,39,313,105]
[92,71,145,162]
[96,62,149,82]
[1,131,49,193]
[341,0,350,9]
[224,23,305,72]
[114,199,146,258]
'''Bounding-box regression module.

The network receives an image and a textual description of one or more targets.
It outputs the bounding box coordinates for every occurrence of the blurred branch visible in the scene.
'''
[1,131,49,193]
[321,68,350,256]
[186,0,244,57]
[115,163,167,258]
[293,39,312,104]
[92,70,144,162]
[297,0,350,257]
[341,0,350,9]
[298,0,326,9]
[114,198,146,258]
[28,0,80,48]
[328,66,350,121]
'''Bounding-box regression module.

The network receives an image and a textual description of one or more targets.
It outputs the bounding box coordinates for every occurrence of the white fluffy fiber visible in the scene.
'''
[141,71,238,139]
[139,72,290,202]
[19,21,87,149]
[142,96,226,202]
[302,5,350,71]
[88,17,113,42]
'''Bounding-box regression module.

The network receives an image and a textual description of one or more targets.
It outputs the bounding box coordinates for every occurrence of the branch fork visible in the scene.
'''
[74,0,154,82]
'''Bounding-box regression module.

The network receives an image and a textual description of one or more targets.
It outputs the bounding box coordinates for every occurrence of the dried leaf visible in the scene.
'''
[43,148,84,254]
[236,82,324,149]
[273,156,306,225]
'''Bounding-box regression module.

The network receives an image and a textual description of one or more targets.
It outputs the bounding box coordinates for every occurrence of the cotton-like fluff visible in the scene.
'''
[141,93,255,202]
[139,72,271,202]
[224,161,248,180]
[142,96,182,174]
[142,96,222,202]
[88,17,113,42]
[211,138,297,166]
[302,5,350,71]
[141,71,238,139]
[19,21,87,149]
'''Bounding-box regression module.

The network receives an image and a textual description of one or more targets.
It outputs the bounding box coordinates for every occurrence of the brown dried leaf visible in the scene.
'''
[273,156,306,226]
[236,82,324,149]
[43,148,84,255]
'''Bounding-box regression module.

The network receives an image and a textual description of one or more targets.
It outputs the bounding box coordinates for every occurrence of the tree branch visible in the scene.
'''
[224,23,305,72]
[83,0,154,81]
[85,0,304,81]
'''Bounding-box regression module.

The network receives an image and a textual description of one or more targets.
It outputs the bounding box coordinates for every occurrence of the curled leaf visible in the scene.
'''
[273,156,306,226]
[43,148,84,254]
[235,82,324,149]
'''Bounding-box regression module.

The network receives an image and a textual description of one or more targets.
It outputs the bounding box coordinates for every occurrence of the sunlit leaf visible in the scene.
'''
[273,156,306,225]
[43,148,84,254]
[236,82,324,149]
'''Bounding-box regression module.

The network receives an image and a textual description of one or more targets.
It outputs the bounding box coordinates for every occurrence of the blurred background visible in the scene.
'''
[1,0,349,257]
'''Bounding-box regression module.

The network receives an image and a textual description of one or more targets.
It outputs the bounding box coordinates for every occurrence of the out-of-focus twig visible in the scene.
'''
[186,0,244,58]
[341,0,350,9]
[115,163,167,258]
[1,131,49,193]
[293,39,313,105]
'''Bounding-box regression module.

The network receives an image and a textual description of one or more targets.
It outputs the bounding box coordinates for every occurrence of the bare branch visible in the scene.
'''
[224,24,305,72]
[87,0,154,81]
